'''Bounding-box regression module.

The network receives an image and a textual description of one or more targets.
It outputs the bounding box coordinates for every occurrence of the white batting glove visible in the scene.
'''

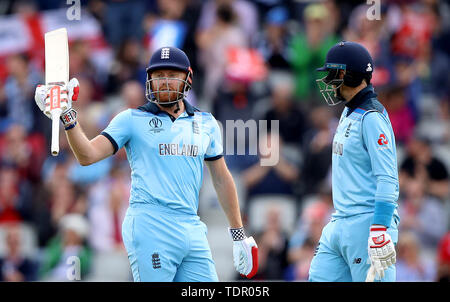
[367,225,396,281]
[229,227,258,279]
[34,78,80,129]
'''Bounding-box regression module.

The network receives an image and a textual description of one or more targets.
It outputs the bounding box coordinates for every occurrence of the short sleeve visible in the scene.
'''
[361,112,398,180]
[204,115,223,161]
[101,109,132,154]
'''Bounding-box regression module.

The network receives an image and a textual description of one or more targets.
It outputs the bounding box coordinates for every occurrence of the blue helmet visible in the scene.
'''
[316,41,374,105]
[145,47,193,105]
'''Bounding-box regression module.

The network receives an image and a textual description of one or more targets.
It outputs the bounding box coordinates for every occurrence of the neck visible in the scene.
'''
[157,100,185,118]
[341,81,368,102]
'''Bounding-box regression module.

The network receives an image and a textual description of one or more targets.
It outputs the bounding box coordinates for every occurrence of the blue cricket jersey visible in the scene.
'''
[101,100,223,216]
[331,85,399,226]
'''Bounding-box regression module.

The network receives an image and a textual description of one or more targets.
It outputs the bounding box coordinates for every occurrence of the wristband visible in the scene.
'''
[229,227,247,241]
[60,108,77,127]
[64,121,77,131]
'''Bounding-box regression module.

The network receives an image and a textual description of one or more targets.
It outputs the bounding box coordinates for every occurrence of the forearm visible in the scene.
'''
[64,122,100,166]
[373,176,399,227]
[212,168,243,229]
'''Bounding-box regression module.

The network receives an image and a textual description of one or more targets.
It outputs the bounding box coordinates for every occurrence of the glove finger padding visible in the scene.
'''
[232,236,258,279]
[367,226,396,281]
[246,245,258,278]
[35,85,50,116]
[68,78,80,102]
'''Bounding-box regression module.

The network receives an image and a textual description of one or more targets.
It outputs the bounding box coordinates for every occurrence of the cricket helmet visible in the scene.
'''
[316,41,374,106]
[145,47,193,105]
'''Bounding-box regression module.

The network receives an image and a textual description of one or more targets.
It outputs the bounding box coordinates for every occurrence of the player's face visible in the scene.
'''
[150,69,187,103]
[316,68,345,106]
[332,70,345,96]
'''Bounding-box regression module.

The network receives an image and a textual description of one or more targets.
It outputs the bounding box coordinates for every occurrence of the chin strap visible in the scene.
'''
[174,102,180,114]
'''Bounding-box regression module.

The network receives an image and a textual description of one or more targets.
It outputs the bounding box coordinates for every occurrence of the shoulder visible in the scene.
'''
[130,108,152,117]
[359,98,387,116]
[359,98,390,125]
[193,110,216,122]
[107,109,133,123]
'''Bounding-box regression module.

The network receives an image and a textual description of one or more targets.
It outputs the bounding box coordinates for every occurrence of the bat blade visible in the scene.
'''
[45,28,69,86]
[45,27,69,156]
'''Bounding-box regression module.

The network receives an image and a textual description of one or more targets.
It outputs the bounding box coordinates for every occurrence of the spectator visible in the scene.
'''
[144,0,190,53]
[242,205,289,280]
[287,198,332,281]
[398,178,448,250]
[46,177,81,228]
[120,80,146,109]
[103,0,147,48]
[287,3,340,103]
[344,3,393,87]
[382,84,416,145]
[0,123,46,183]
[143,0,202,78]
[391,56,422,123]
[69,39,104,101]
[0,223,38,281]
[262,72,308,145]
[400,135,449,200]
[88,164,129,252]
[38,214,92,281]
[196,1,248,103]
[240,133,299,214]
[396,231,436,282]
[0,162,33,224]
[106,39,146,95]
[300,106,337,196]
[256,6,292,71]
[2,53,42,134]
[197,0,258,44]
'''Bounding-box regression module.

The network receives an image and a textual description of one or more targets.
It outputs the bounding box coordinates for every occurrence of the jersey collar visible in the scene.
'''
[138,99,196,116]
[345,84,377,110]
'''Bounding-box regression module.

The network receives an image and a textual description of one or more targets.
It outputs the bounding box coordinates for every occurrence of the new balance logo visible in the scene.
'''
[353,258,362,264]
[152,253,161,269]
[161,48,170,59]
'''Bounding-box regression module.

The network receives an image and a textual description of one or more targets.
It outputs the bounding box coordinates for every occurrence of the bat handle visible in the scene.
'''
[51,108,62,156]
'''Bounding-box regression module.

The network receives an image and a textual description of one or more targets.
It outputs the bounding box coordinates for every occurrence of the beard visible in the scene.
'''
[155,90,181,104]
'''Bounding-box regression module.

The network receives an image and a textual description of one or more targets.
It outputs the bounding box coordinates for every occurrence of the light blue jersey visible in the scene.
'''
[101,100,223,215]
[101,100,223,281]
[331,85,399,225]
[309,85,400,282]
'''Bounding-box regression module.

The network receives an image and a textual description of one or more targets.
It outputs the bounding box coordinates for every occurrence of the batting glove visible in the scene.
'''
[34,78,80,129]
[367,225,396,280]
[229,227,258,279]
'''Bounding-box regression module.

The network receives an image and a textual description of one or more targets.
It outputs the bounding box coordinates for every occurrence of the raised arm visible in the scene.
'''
[64,124,114,166]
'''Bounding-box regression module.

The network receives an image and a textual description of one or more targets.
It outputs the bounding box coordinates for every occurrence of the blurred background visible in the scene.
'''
[0,0,448,282]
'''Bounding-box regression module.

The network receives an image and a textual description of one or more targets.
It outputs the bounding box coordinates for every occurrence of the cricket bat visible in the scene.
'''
[44,28,69,156]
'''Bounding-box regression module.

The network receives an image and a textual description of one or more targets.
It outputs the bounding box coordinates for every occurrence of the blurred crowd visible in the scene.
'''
[0,0,449,282]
